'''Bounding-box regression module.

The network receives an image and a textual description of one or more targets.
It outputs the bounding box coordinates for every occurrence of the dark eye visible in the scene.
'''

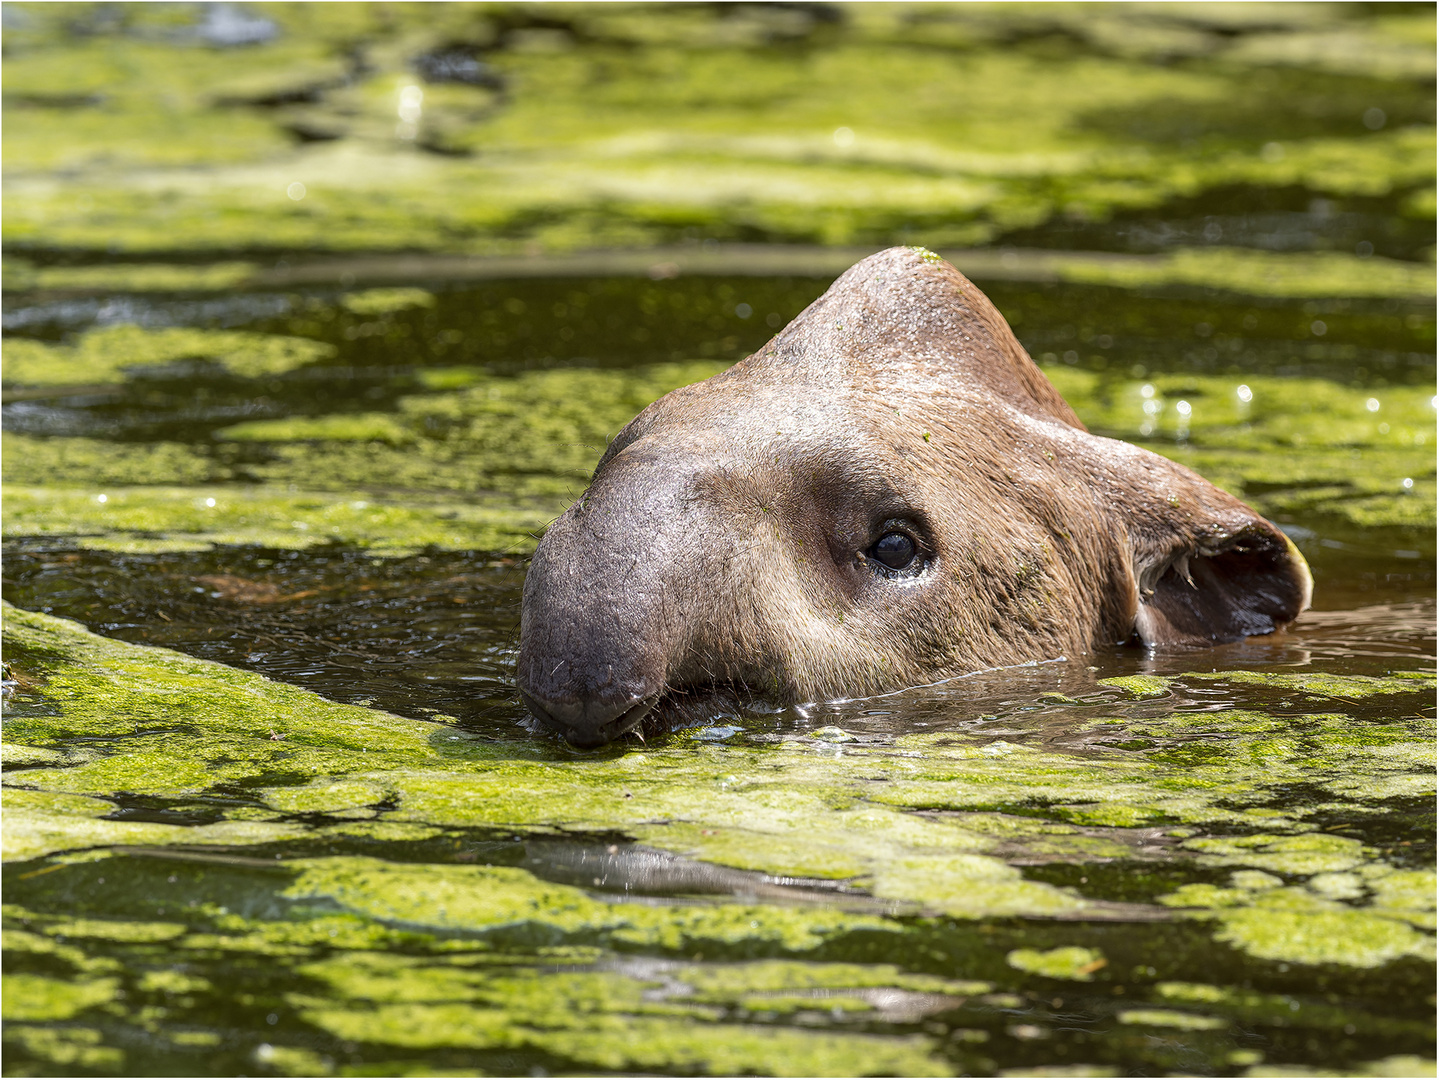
[870,532,916,570]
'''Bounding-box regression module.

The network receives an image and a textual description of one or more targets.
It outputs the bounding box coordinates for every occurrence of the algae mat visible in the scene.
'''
[3,4,1434,257]
[2,601,1434,1076]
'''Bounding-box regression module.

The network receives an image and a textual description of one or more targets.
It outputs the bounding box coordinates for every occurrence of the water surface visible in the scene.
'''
[4,262,1435,1078]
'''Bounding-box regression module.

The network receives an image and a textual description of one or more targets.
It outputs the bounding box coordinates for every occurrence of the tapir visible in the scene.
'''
[516,247,1312,747]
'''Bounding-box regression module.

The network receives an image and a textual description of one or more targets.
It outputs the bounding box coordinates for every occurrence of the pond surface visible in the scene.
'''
[2,262,1434,1078]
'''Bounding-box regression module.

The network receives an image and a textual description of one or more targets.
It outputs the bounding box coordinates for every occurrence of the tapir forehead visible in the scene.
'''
[605,376,975,535]
[615,384,891,474]
[735,246,1087,432]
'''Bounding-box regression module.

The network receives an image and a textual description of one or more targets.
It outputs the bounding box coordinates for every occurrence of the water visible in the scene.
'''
[2,265,1434,1077]
[1,543,1433,739]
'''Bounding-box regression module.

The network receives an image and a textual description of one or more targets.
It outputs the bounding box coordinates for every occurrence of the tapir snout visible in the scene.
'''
[516,448,715,746]
[516,247,1312,747]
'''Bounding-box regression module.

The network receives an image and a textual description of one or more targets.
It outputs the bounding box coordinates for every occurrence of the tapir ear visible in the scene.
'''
[1116,449,1313,647]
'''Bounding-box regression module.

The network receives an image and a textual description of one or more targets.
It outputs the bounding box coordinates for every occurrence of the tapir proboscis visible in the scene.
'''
[516,247,1312,747]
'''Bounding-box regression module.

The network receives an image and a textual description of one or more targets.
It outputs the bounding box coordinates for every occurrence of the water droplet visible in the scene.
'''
[1366,398,1380,413]
[286,182,306,201]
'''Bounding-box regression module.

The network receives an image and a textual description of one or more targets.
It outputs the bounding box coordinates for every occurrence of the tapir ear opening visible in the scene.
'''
[1133,524,1313,647]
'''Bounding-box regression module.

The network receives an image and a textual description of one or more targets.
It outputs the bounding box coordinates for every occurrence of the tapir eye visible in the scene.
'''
[870,532,917,570]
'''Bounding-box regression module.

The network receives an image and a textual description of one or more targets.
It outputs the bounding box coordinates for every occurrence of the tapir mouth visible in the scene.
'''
[519,689,661,750]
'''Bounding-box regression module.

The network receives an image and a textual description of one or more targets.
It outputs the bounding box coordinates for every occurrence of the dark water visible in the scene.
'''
[2,540,1433,743]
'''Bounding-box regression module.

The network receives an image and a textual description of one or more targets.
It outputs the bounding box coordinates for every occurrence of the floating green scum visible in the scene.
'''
[2,603,1434,1075]
[3,3,1434,256]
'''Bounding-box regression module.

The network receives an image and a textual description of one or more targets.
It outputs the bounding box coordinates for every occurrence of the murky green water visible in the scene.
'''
[2,3,1435,1074]
[3,261,1435,1078]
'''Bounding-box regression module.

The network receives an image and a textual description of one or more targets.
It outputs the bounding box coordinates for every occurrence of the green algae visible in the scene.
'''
[282,949,969,1073]
[283,857,893,953]
[1216,904,1433,969]
[3,924,123,978]
[6,353,1432,557]
[216,414,417,446]
[1117,1008,1227,1030]
[1096,675,1171,700]
[1158,863,1437,968]
[677,960,989,999]
[44,918,188,944]
[4,358,739,554]
[3,6,1431,258]
[871,855,1084,919]
[341,287,437,316]
[2,259,258,293]
[1,787,309,863]
[4,603,1432,972]
[1040,369,1437,531]
[1154,979,1437,1040]
[251,1043,330,1077]
[0,973,119,1021]
[1,568,1433,1074]
[227,359,729,497]
[292,996,950,1076]
[2,1025,124,1072]
[1,325,336,388]
[1043,370,1437,452]
[1183,833,1372,875]
[1056,248,1434,299]
[1005,946,1107,982]
[2,434,229,488]
[0,485,556,556]
[1184,671,1438,700]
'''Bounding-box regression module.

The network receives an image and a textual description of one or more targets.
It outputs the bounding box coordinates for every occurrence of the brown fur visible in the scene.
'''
[517,247,1312,747]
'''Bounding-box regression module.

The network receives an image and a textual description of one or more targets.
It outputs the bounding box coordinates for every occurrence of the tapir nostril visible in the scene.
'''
[517,689,561,729]
[605,693,659,737]
[519,686,659,748]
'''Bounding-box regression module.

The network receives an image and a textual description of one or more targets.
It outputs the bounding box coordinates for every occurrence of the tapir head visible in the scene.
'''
[517,247,1312,747]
